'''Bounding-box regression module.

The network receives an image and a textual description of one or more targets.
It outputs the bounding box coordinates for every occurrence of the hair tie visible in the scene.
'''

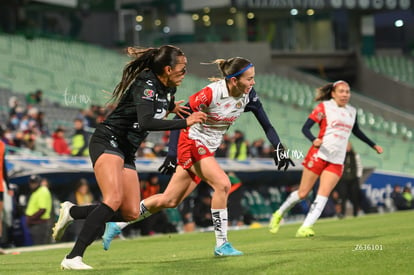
[225,63,253,79]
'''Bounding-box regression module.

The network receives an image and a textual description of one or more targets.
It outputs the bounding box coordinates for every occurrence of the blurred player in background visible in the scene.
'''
[269,80,383,237]
[52,45,206,270]
[102,56,294,256]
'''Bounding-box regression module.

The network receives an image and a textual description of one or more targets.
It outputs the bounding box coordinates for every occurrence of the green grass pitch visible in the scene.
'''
[1,210,413,274]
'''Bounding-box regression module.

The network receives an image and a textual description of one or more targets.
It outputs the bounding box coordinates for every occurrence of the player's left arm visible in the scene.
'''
[352,116,383,154]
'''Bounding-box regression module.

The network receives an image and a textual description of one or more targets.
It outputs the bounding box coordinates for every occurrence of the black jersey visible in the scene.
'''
[102,70,187,152]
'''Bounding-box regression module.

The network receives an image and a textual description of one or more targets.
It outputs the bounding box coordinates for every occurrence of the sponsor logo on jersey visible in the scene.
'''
[224,103,231,109]
[146,80,153,86]
[142,89,154,100]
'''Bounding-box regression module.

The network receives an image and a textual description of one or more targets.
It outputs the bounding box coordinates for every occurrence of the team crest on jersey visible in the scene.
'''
[235,101,243,109]
[198,147,206,155]
[317,112,325,120]
[142,89,154,100]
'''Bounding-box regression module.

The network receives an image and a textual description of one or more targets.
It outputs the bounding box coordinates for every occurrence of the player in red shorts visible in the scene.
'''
[102,57,294,256]
[269,80,383,237]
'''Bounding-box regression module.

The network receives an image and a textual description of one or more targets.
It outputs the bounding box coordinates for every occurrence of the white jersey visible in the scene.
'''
[309,99,356,164]
[188,79,250,152]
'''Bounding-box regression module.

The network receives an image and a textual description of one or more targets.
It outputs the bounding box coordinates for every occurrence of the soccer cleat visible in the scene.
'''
[61,256,93,270]
[52,201,74,241]
[295,226,315,237]
[214,242,243,256]
[102,222,122,251]
[268,210,283,234]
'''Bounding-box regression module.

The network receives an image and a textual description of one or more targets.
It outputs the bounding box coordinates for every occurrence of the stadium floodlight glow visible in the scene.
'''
[307,9,314,16]
[247,12,255,19]
[135,24,142,32]
[204,20,211,27]
[226,19,234,26]
[154,19,161,26]
[394,19,404,28]
[202,15,210,22]
[203,7,210,13]
[163,26,170,33]
[230,7,237,14]
[135,15,143,23]
[192,14,199,21]
[290,9,298,16]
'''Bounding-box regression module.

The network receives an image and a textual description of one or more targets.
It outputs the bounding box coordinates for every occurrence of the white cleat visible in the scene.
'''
[61,256,93,270]
[52,201,74,241]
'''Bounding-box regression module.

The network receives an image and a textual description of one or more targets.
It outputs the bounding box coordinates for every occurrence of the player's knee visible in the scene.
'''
[163,197,180,208]
[104,195,123,210]
[213,181,231,194]
[123,211,139,222]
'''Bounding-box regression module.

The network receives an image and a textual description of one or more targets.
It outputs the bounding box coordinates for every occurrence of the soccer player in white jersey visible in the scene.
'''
[100,57,294,256]
[268,80,383,237]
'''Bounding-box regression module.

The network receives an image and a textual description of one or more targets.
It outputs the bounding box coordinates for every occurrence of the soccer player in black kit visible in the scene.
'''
[53,45,206,270]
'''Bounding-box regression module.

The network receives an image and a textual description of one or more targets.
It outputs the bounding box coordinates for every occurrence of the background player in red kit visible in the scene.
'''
[102,57,294,256]
[269,80,383,237]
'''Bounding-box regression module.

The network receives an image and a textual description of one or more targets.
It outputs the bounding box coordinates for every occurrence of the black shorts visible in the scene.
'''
[89,124,136,170]
[0,191,3,201]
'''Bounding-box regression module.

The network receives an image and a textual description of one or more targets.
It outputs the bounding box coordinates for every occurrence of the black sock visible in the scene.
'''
[67,203,115,259]
[69,204,99,220]
[109,211,127,222]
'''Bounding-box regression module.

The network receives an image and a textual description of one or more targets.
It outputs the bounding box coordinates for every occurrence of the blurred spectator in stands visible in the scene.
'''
[131,173,177,236]
[391,185,410,210]
[227,172,246,226]
[402,187,413,209]
[250,138,265,158]
[25,175,52,245]
[71,118,89,157]
[26,92,37,105]
[34,90,43,104]
[22,130,36,151]
[177,196,196,232]
[152,143,167,157]
[0,139,13,252]
[7,113,20,131]
[215,133,230,158]
[334,142,362,217]
[8,96,19,117]
[63,178,96,241]
[36,111,49,137]
[228,130,249,160]
[1,128,15,146]
[193,183,213,228]
[52,127,71,155]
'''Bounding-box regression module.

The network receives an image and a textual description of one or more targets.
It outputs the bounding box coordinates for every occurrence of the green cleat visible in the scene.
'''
[295,226,315,237]
[268,210,283,234]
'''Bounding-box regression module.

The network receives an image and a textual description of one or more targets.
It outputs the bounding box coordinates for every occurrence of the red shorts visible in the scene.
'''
[177,129,214,184]
[302,147,344,177]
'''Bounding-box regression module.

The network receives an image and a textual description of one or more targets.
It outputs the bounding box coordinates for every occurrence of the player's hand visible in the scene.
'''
[171,100,191,118]
[373,145,383,154]
[158,155,177,175]
[273,144,295,171]
[313,138,322,148]
[186,111,207,126]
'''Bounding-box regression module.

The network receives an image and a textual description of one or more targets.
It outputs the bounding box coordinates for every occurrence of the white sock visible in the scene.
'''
[115,201,152,230]
[278,190,301,216]
[211,208,228,247]
[302,195,328,227]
